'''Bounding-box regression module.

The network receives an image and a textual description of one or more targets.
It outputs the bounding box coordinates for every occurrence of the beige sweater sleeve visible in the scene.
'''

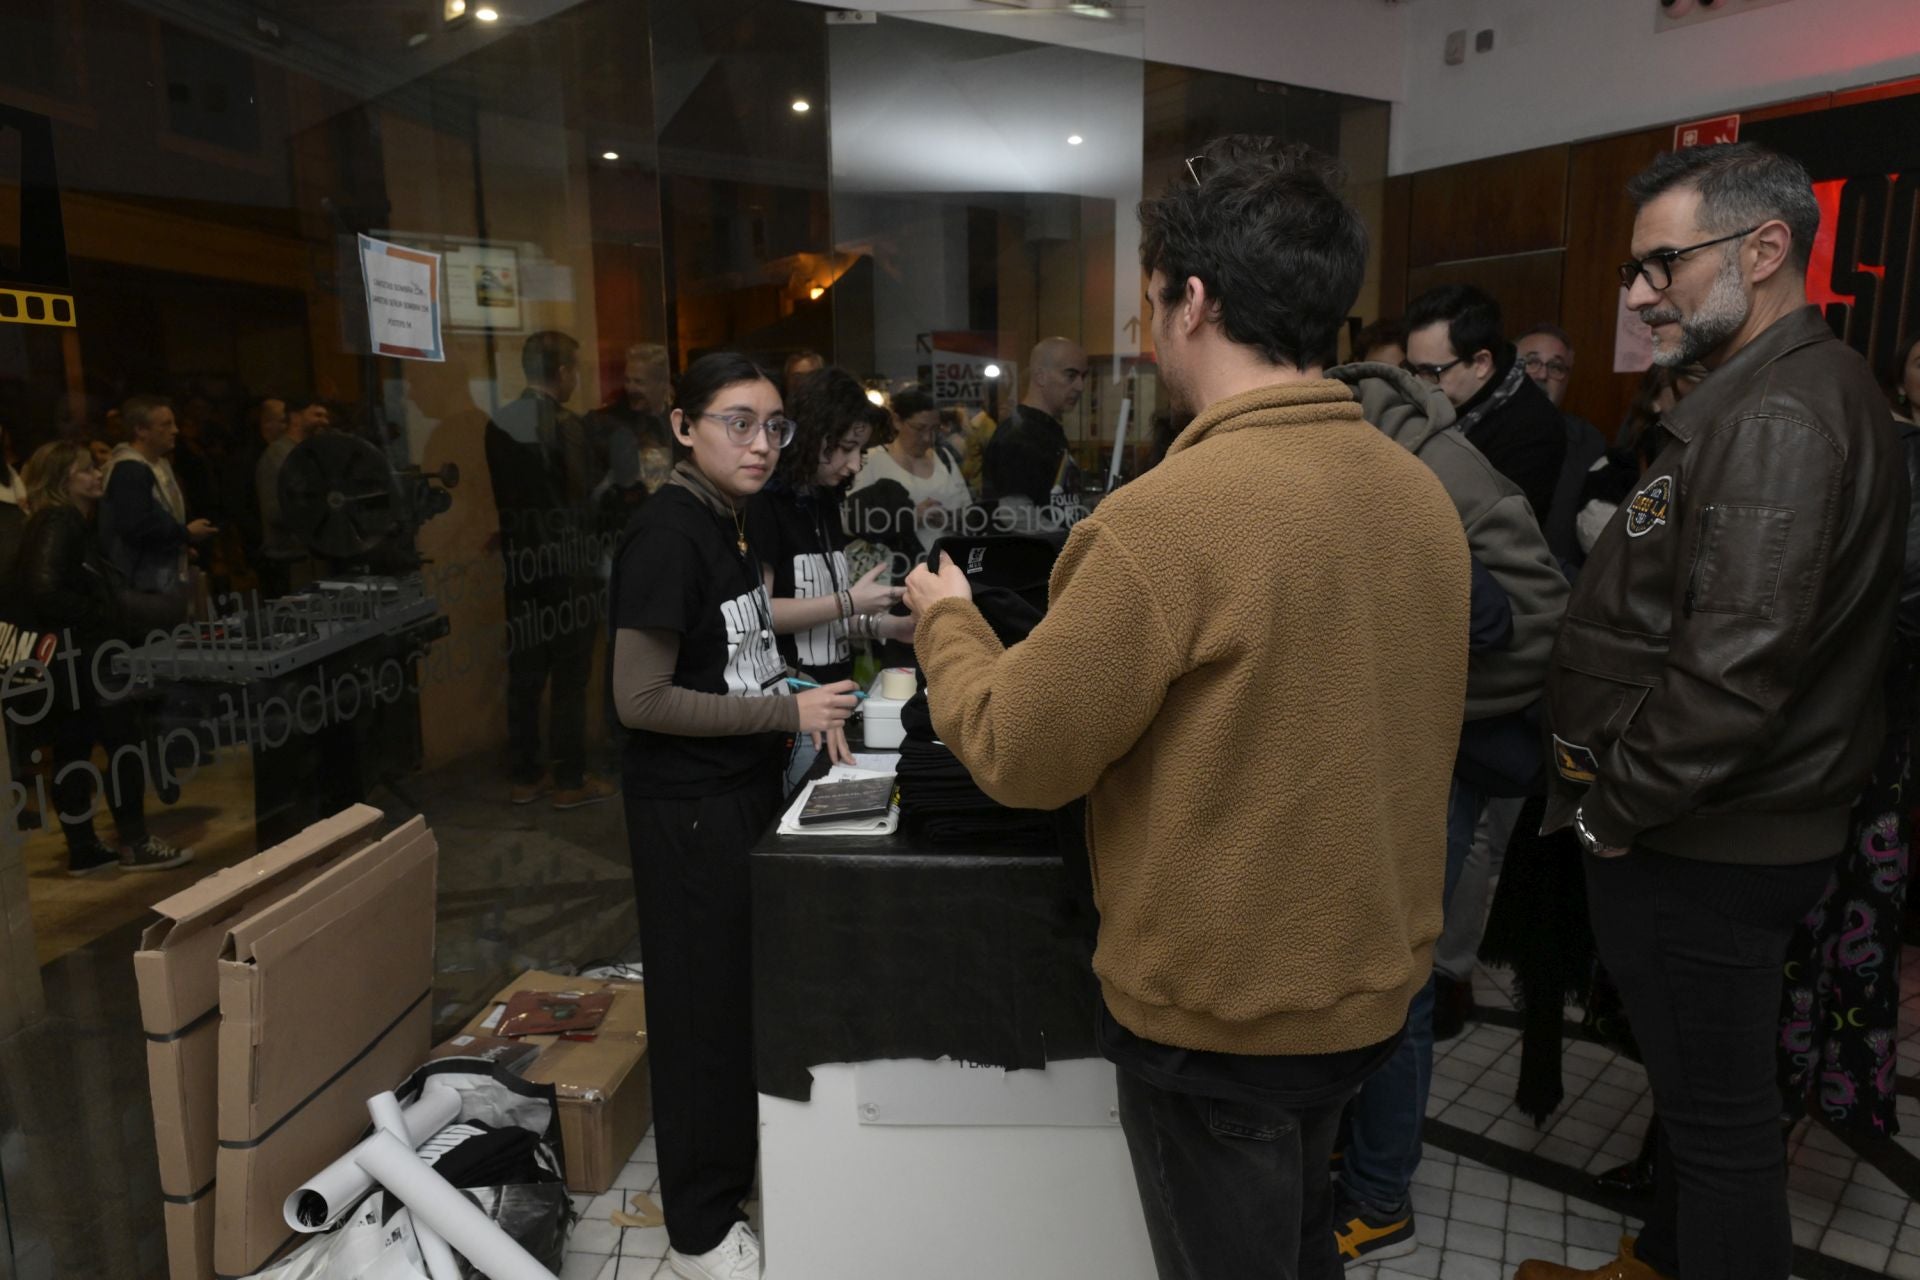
[613,627,801,736]
[915,518,1182,810]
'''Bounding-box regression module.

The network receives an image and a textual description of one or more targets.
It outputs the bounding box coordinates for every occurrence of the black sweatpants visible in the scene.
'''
[1586,846,1833,1280]
[623,767,781,1256]
[507,589,594,789]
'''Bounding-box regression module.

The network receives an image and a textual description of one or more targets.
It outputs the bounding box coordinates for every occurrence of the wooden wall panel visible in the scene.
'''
[1406,249,1566,351]
[1377,173,1411,322]
[1560,125,1670,436]
[1407,146,1570,268]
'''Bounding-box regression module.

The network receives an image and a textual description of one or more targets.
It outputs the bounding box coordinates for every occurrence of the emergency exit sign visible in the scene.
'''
[1674,113,1740,149]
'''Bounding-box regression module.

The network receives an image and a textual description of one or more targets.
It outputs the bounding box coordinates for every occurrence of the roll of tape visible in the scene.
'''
[879,667,917,700]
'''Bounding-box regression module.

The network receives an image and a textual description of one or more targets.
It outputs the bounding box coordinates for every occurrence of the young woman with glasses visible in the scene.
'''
[746,366,915,792]
[609,351,859,1280]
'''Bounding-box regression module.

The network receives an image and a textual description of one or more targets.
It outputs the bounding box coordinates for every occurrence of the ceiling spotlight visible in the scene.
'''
[809,286,826,301]
[1067,135,1084,146]
[983,364,1003,379]
[866,388,886,406]
[601,150,620,161]
[407,31,431,47]
[444,0,466,17]
[792,99,812,114]
[475,6,499,21]
[1068,1,1116,17]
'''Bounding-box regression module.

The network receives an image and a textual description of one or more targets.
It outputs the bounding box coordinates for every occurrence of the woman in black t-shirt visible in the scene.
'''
[608,352,858,1279]
[747,367,916,790]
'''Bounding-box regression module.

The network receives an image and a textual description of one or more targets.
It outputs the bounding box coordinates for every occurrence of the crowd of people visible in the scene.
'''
[592,136,1920,1280]
[6,122,1918,1280]
[0,384,350,876]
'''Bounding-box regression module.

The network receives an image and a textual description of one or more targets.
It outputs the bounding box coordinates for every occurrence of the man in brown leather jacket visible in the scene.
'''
[1516,146,1908,1280]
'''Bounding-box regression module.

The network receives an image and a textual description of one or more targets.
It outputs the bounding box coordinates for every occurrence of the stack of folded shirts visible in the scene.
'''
[895,691,1057,849]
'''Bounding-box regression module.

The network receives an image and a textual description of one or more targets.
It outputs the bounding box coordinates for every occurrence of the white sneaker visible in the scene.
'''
[667,1221,763,1280]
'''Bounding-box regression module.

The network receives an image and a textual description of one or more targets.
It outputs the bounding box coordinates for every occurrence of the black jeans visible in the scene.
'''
[1116,1068,1350,1280]
[623,768,781,1256]
[49,695,150,851]
[505,589,593,788]
[1586,846,1833,1280]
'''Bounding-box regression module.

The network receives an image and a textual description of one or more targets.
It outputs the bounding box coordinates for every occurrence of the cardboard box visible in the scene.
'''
[214,816,438,1278]
[133,804,386,1280]
[459,969,651,1193]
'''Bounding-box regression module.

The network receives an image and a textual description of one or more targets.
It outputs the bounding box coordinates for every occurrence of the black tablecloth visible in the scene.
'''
[751,822,1100,1102]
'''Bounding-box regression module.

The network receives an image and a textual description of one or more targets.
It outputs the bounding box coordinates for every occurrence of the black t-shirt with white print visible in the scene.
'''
[612,484,789,797]
[746,484,855,685]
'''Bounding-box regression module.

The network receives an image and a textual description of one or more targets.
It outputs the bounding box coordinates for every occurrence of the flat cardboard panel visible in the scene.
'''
[213,998,432,1278]
[135,805,384,1037]
[132,804,384,1280]
[163,1194,215,1280]
[209,816,436,1278]
[217,824,435,1137]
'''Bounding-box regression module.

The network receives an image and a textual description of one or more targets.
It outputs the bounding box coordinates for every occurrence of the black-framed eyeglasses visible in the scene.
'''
[1617,227,1758,292]
[1404,357,1464,383]
[1521,353,1572,380]
[701,412,796,448]
[1185,154,1205,184]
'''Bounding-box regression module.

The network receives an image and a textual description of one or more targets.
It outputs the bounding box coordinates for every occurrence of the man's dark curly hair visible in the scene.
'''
[1138,136,1368,371]
[776,365,889,486]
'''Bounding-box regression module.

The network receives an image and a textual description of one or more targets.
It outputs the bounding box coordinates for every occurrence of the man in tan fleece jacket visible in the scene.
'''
[905,138,1470,1280]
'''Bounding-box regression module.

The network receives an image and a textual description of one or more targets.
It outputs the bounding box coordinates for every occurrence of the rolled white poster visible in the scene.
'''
[354,1130,556,1280]
[284,1083,462,1231]
[368,1092,462,1280]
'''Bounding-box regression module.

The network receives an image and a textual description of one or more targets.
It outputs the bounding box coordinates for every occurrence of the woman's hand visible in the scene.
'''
[819,723,855,767]
[848,562,902,615]
[794,680,860,735]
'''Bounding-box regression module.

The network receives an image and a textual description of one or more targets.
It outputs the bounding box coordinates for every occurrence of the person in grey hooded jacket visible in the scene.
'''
[1321,359,1569,1263]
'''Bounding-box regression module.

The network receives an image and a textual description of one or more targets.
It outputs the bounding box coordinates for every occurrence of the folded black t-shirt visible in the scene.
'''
[613,485,788,797]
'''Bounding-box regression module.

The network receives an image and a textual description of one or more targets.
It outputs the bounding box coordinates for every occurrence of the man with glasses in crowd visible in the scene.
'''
[1514,143,1906,1280]
[1516,323,1611,568]
[1405,284,1566,521]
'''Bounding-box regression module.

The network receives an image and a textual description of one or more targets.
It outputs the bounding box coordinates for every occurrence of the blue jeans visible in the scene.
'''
[1340,774,1485,1215]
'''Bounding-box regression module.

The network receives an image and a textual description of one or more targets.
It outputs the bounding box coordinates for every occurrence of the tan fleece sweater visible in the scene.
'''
[917,381,1471,1057]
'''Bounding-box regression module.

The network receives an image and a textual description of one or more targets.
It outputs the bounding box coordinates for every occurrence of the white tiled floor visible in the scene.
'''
[562,958,1920,1279]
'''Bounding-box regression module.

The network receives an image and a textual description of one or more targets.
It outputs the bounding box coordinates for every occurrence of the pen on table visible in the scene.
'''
[786,676,868,700]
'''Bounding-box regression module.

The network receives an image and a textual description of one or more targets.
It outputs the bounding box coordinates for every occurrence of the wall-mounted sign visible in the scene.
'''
[931,350,1012,406]
[445,244,523,332]
[358,234,444,362]
[1674,113,1740,150]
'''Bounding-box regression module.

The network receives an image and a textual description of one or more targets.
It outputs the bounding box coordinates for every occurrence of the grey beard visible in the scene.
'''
[1647,250,1749,368]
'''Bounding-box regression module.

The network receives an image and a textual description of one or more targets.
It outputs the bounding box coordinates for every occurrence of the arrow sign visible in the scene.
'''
[1123,315,1140,342]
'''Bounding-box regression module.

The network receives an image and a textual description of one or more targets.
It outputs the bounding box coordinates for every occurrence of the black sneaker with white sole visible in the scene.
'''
[120,837,194,873]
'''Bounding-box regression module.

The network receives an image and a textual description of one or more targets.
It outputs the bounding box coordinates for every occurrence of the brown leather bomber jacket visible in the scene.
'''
[1543,306,1909,865]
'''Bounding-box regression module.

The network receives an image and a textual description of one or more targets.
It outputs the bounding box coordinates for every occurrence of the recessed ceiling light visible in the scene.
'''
[866,389,885,406]
[1067,134,1084,146]
[1068,2,1116,17]
[407,31,430,47]
[809,286,826,300]
[444,0,466,17]
[601,151,620,161]
[475,6,499,21]
[984,364,1003,379]
[792,99,811,114]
